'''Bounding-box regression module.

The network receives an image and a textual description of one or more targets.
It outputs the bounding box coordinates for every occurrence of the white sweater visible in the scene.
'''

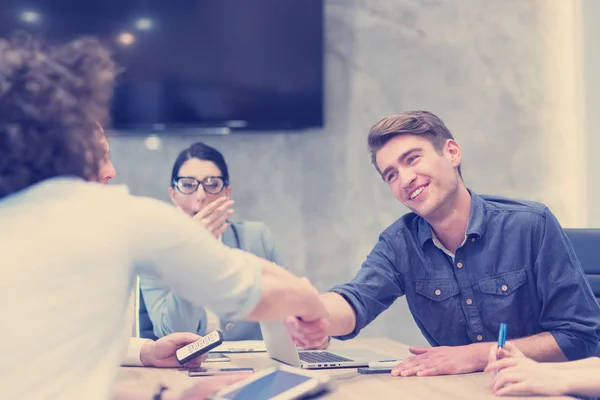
[0,178,262,399]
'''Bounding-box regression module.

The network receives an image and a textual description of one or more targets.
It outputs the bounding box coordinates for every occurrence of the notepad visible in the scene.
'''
[210,340,267,353]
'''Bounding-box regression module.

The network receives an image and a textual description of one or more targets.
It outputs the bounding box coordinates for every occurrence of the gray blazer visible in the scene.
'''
[141,220,284,340]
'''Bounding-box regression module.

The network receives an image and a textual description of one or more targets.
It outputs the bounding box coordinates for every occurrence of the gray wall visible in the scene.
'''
[110,0,577,346]
[583,0,600,228]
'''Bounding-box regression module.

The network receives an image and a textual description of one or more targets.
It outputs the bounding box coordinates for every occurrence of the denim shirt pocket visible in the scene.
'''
[477,269,533,333]
[478,269,527,296]
[414,280,460,301]
[411,279,462,344]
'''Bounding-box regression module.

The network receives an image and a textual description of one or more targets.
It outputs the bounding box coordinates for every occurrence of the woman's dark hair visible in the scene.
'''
[0,34,118,200]
[170,142,230,186]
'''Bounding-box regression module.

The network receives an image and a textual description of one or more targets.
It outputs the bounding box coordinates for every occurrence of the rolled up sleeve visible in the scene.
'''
[534,209,600,360]
[330,237,405,340]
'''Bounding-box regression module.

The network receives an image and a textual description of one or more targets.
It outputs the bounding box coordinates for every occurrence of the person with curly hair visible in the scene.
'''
[0,35,327,400]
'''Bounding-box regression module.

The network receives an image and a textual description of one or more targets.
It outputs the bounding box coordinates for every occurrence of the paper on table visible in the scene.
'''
[210,340,267,353]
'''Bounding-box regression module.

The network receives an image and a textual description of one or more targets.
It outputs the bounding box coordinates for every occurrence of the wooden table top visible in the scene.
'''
[116,337,574,399]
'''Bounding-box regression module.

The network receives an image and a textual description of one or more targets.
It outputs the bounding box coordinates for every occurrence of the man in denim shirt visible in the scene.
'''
[285,110,600,377]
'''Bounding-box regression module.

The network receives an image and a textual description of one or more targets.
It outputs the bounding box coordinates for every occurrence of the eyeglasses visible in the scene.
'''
[172,176,228,195]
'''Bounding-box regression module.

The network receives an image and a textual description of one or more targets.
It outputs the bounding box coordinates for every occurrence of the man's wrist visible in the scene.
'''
[139,339,156,367]
[468,342,494,371]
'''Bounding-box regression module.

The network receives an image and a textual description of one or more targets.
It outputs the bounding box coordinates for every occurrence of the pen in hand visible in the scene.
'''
[495,322,507,374]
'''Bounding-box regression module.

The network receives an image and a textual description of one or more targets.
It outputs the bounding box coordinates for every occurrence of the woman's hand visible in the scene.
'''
[190,197,234,238]
[484,342,568,397]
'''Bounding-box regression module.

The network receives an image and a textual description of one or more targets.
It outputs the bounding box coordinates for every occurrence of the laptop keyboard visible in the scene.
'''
[298,351,353,363]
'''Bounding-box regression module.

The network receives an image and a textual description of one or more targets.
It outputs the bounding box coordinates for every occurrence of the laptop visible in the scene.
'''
[259,321,399,369]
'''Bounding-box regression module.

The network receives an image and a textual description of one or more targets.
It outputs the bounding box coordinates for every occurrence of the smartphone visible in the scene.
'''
[176,330,224,365]
[205,353,231,363]
[188,367,254,377]
[357,367,393,374]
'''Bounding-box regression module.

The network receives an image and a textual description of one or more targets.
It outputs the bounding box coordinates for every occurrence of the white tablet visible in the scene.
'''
[211,365,331,400]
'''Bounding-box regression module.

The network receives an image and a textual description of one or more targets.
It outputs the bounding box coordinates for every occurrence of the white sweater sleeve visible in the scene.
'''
[128,196,263,321]
[121,338,150,367]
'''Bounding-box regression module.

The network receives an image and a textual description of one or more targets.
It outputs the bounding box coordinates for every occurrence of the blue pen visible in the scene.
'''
[497,322,507,355]
[495,323,507,374]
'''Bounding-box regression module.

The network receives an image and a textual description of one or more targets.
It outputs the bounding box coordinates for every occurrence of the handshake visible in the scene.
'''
[283,314,331,350]
[283,277,332,350]
[266,270,334,350]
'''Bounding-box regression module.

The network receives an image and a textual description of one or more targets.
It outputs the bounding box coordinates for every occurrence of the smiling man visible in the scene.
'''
[284,110,600,377]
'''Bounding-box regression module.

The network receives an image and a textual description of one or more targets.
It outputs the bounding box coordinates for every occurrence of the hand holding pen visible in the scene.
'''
[496,323,507,360]
[495,323,508,374]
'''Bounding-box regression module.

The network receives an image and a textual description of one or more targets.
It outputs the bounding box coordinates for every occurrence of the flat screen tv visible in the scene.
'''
[0,0,324,132]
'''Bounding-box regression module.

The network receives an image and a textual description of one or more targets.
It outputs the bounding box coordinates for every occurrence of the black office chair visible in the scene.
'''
[564,229,600,303]
[563,229,600,358]
[138,290,158,340]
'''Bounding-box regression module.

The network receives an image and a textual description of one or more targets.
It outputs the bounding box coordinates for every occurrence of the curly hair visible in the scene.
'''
[0,33,119,200]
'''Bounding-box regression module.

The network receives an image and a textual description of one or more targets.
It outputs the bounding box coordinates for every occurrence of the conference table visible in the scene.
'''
[116,338,574,399]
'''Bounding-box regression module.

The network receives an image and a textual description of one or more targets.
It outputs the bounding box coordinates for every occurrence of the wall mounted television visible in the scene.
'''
[0,0,324,133]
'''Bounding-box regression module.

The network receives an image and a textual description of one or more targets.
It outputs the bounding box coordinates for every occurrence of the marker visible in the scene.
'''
[367,360,402,369]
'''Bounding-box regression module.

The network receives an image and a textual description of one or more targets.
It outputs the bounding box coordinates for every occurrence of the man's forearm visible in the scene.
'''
[511,331,567,362]
[321,292,356,337]
[467,331,567,371]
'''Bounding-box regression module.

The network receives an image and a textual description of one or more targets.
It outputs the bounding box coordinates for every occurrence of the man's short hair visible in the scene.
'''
[367,110,461,176]
[0,34,118,199]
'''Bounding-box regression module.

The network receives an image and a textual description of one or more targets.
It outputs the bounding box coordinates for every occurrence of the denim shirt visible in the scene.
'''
[331,192,600,360]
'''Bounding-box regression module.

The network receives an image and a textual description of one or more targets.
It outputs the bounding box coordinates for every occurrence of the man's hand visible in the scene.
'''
[392,344,488,377]
[190,197,234,238]
[140,332,206,368]
[176,374,253,400]
[281,278,329,348]
[283,316,330,349]
[295,277,329,322]
[298,336,330,350]
[484,342,567,396]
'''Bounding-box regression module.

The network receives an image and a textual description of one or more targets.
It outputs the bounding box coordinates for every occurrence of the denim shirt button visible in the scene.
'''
[501,284,508,292]
[434,289,441,296]
[456,262,463,269]
[466,298,473,305]
[476,335,483,341]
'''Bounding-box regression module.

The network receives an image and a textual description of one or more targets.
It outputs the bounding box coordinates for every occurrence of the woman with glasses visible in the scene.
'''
[141,142,285,341]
